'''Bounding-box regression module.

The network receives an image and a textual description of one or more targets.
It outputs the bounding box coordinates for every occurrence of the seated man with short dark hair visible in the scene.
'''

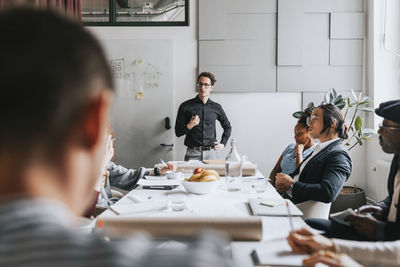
[0,7,231,267]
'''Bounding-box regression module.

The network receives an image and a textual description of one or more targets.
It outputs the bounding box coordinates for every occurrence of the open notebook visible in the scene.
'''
[248,198,303,216]
[251,239,308,266]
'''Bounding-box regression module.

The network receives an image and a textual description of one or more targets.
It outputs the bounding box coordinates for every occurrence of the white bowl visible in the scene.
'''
[166,171,182,180]
[181,180,218,195]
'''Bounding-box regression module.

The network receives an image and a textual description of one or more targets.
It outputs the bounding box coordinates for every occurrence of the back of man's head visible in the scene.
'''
[0,8,113,158]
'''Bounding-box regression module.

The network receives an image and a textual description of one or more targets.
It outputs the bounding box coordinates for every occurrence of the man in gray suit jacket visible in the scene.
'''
[307,100,400,241]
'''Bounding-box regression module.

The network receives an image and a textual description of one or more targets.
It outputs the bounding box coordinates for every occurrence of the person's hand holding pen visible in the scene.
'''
[187,115,200,129]
[287,228,334,253]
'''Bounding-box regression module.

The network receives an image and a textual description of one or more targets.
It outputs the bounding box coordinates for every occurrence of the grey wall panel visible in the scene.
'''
[330,0,364,12]
[330,40,363,66]
[302,91,361,109]
[199,0,225,40]
[277,66,362,92]
[303,0,363,13]
[199,40,255,66]
[330,13,365,39]
[303,13,330,65]
[200,40,275,67]
[200,65,276,93]
[226,0,276,14]
[277,0,304,66]
[225,14,276,40]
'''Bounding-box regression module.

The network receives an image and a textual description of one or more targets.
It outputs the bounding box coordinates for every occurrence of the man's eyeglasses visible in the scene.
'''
[197,82,212,88]
[378,124,400,132]
[306,115,317,126]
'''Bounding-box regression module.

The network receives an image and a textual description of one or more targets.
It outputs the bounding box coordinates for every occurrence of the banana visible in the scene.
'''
[199,174,217,182]
[202,169,220,179]
[188,172,203,181]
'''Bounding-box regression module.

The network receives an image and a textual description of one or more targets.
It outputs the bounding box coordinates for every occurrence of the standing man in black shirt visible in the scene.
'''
[175,72,232,161]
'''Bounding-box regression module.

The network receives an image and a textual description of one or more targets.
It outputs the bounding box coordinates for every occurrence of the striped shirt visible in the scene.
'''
[0,198,231,267]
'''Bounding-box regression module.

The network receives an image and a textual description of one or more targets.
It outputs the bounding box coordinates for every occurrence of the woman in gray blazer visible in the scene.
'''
[275,104,352,204]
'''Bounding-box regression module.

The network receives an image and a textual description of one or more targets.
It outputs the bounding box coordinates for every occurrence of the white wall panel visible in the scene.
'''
[330,0,364,12]
[330,13,365,39]
[225,14,276,40]
[303,14,330,65]
[330,40,363,66]
[303,0,364,13]
[277,0,304,65]
[278,66,362,92]
[226,0,276,14]
[199,0,225,40]
[200,65,276,93]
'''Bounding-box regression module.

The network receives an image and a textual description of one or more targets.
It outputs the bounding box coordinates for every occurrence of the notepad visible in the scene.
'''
[138,179,181,186]
[248,198,303,216]
[144,175,167,180]
[251,239,308,266]
[109,200,168,215]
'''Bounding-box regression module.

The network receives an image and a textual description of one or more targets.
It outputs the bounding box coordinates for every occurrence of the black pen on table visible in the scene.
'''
[286,200,294,231]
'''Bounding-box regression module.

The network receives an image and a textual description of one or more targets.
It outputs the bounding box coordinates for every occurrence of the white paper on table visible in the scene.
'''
[144,175,167,180]
[248,198,303,216]
[330,208,357,226]
[251,239,307,266]
[109,200,168,215]
[138,179,181,186]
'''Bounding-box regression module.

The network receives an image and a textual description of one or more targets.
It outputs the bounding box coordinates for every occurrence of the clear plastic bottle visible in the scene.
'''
[225,138,241,178]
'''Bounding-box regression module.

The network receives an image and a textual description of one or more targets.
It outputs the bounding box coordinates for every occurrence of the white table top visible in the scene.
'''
[99,170,309,267]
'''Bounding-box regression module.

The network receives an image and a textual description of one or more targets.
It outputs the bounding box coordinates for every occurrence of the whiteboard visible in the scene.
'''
[100,39,174,168]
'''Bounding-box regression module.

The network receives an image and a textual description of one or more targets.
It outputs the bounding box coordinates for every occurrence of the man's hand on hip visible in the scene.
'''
[214,141,224,151]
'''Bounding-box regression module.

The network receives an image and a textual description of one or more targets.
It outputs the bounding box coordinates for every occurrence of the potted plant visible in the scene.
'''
[293,89,375,212]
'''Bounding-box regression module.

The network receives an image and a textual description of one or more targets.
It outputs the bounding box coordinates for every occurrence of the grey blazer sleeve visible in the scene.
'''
[107,162,149,191]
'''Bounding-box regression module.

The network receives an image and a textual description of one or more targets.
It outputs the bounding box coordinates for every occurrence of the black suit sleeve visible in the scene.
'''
[175,103,190,137]
[382,221,400,241]
[376,195,391,217]
[292,151,352,204]
[217,105,231,146]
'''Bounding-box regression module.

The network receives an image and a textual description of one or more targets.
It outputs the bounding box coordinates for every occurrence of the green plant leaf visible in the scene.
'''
[337,102,346,110]
[292,111,304,119]
[359,107,375,112]
[332,88,337,100]
[355,116,362,131]
[324,91,330,104]
[351,89,358,102]
[334,95,343,104]
[307,102,315,109]
[345,143,350,146]
[361,96,371,103]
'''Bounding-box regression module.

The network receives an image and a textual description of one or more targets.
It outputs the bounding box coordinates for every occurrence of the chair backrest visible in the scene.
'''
[296,201,331,220]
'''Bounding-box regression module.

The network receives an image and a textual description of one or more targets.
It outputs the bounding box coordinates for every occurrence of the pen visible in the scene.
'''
[260,202,274,207]
[286,201,294,231]
[160,159,168,167]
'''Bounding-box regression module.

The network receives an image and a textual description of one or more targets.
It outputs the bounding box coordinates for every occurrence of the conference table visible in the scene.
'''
[98,169,310,267]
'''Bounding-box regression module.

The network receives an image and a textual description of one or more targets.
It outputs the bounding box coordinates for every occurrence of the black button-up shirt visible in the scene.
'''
[175,96,232,148]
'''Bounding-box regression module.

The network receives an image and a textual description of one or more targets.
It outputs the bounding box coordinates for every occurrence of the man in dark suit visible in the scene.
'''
[307,100,400,241]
